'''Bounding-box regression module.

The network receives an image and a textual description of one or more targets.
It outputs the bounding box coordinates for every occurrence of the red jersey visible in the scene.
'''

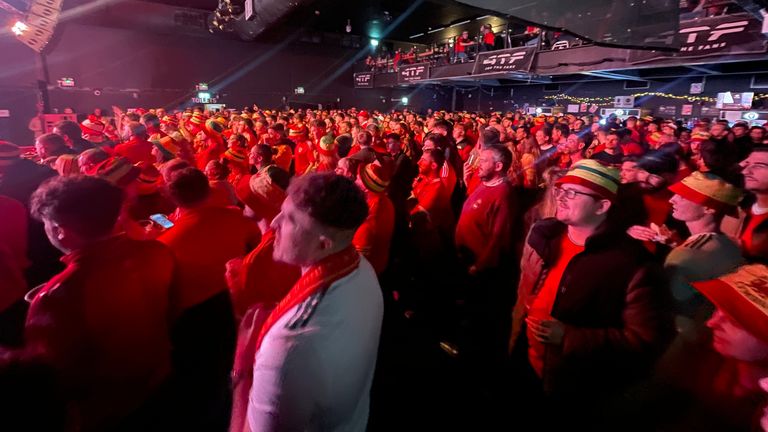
[353,191,395,275]
[412,175,454,232]
[293,140,315,175]
[741,210,768,258]
[26,235,175,429]
[455,178,516,270]
[483,31,495,46]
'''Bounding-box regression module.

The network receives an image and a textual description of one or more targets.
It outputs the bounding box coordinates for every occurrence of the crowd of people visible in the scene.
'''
[1,103,768,430]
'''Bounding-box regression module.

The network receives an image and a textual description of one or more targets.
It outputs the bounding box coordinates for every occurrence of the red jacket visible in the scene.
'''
[114,137,154,165]
[26,235,175,430]
[455,179,516,271]
[353,191,395,275]
[234,230,301,317]
[158,205,261,313]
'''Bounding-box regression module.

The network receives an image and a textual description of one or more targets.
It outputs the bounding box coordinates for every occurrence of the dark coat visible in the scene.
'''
[510,218,674,397]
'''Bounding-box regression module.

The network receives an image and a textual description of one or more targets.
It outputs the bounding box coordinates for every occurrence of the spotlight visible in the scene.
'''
[401,97,409,105]
[11,21,28,36]
[599,118,607,125]
[535,107,542,114]
[346,19,352,33]
[370,38,379,47]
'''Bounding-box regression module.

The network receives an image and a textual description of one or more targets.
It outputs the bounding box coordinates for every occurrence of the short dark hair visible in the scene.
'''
[254,144,274,163]
[423,148,445,168]
[127,122,147,138]
[268,123,285,133]
[553,123,570,136]
[483,144,512,173]
[30,176,124,239]
[287,173,368,231]
[424,133,449,150]
[160,158,191,182]
[52,120,82,141]
[141,113,160,129]
[167,167,210,207]
[482,127,501,146]
[37,133,68,153]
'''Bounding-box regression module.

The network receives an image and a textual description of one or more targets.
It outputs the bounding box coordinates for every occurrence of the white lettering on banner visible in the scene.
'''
[482,51,526,67]
[401,66,426,78]
[645,20,749,47]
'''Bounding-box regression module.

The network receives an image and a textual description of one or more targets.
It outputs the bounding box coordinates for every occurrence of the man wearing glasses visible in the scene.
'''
[508,159,673,429]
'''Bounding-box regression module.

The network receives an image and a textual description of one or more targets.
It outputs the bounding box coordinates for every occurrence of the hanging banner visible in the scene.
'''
[397,62,430,83]
[472,46,536,75]
[628,13,768,64]
[354,72,374,89]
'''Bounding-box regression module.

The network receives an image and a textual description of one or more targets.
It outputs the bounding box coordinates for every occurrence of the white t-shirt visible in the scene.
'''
[247,257,383,432]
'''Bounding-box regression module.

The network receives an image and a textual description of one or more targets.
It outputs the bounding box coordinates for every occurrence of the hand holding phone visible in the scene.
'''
[150,214,174,230]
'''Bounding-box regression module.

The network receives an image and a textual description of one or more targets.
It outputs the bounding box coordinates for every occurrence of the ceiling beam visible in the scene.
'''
[581,70,641,80]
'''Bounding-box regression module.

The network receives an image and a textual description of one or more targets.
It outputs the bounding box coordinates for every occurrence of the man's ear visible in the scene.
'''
[595,199,612,216]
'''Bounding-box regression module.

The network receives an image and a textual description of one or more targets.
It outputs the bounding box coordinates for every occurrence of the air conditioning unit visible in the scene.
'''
[613,95,635,108]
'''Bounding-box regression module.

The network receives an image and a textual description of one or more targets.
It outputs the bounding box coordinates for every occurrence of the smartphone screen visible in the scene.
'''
[150,214,174,229]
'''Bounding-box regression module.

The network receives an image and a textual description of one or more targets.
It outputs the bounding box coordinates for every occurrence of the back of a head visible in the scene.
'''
[160,158,191,183]
[141,113,161,129]
[167,167,210,207]
[287,173,368,232]
[424,133,449,151]
[128,122,148,139]
[53,120,82,141]
[30,175,124,240]
[255,144,275,164]
[38,133,68,155]
[482,127,501,147]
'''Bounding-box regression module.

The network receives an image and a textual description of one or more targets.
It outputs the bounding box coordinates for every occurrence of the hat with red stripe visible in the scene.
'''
[81,115,106,143]
[692,264,768,344]
[95,156,141,188]
[153,136,180,160]
[668,171,742,213]
[161,115,178,127]
[54,154,80,176]
[0,141,20,167]
[556,159,621,201]
[135,162,162,195]
[359,161,391,193]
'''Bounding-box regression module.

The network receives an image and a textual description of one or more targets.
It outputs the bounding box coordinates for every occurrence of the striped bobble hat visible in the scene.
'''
[204,118,226,137]
[359,161,391,193]
[556,159,621,201]
[224,147,248,165]
[668,171,742,213]
[95,156,141,188]
[135,162,162,195]
[0,141,20,167]
[54,154,80,176]
[153,136,180,160]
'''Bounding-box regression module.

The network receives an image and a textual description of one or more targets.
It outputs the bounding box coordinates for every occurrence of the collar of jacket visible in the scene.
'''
[528,217,628,264]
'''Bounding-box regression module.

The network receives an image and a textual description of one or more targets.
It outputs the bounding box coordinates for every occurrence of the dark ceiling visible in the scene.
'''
[147,0,504,44]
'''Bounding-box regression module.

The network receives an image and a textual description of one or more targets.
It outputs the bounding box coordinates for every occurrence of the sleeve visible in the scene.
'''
[560,264,674,359]
[353,216,375,259]
[247,330,322,432]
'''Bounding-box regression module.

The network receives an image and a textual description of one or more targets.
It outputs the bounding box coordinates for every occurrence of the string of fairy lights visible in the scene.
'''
[542,92,768,104]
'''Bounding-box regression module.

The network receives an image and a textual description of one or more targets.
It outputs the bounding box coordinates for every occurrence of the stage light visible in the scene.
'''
[346,19,352,33]
[599,119,607,125]
[370,38,379,47]
[401,97,409,105]
[11,21,28,36]
[535,107,542,114]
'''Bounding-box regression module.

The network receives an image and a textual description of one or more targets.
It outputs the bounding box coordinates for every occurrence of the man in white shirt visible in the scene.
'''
[243,172,383,432]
